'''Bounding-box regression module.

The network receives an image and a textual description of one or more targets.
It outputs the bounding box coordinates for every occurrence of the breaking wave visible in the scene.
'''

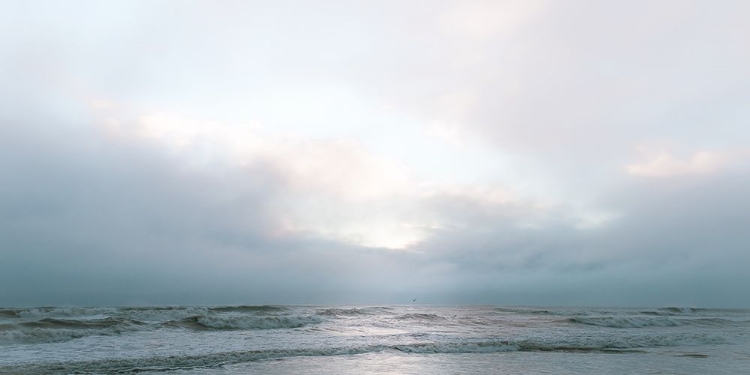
[0,309,20,319]
[0,306,321,345]
[0,318,148,345]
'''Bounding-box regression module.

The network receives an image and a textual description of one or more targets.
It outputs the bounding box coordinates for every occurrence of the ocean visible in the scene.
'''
[0,305,748,374]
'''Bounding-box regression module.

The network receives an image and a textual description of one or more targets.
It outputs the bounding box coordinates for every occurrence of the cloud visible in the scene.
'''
[89,99,116,110]
[2,103,749,306]
[424,0,750,167]
[626,151,729,177]
[93,106,540,250]
[1,1,750,307]
[405,168,750,306]
[438,0,548,40]
[130,111,410,198]
[423,122,470,147]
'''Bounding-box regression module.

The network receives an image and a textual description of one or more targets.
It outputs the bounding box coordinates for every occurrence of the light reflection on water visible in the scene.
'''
[189,351,747,375]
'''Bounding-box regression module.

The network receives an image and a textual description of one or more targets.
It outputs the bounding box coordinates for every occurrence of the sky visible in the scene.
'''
[1,0,749,307]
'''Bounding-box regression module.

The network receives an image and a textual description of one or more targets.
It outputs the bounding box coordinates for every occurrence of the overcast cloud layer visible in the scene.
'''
[1,0,749,307]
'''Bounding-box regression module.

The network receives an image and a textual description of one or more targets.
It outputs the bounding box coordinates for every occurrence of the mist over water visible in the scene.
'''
[1,305,748,374]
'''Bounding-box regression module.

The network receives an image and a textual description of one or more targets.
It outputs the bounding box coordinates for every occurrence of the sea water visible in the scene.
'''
[0,305,748,374]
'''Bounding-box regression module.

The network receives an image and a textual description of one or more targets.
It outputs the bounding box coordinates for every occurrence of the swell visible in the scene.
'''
[3,306,286,320]
[658,307,705,314]
[494,307,750,317]
[494,308,572,316]
[567,316,739,328]
[12,307,119,320]
[208,305,287,313]
[19,317,145,330]
[395,313,444,321]
[317,307,392,317]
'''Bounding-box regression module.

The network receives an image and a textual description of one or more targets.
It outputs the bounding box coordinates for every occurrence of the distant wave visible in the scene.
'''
[492,307,623,317]
[208,305,287,313]
[12,307,119,320]
[1,306,287,321]
[317,307,392,317]
[167,314,322,330]
[658,307,705,314]
[317,308,367,317]
[18,317,145,330]
[567,316,679,328]
[493,308,567,316]
[566,316,737,328]
[395,313,444,321]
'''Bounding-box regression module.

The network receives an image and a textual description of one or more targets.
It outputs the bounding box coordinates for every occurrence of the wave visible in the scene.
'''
[647,307,750,316]
[636,307,712,316]
[1,336,710,375]
[3,305,744,347]
[167,314,322,330]
[317,307,392,317]
[0,318,149,345]
[568,316,680,328]
[493,307,560,315]
[566,316,738,328]
[120,307,214,323]
[492,307,623,317]
[18,317,145,330]
[3,306,286,320]
[318,308,368,317]
[1,328,105,345]
[208,305,287,313]
[395,313,444,321]
[0,309,20,319]
[658,307,705,314]
[13,307,119,320]
[0,308,322,345]
[0,343,587,374]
